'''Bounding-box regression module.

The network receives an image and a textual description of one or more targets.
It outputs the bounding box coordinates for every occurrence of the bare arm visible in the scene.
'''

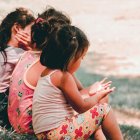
[72,74,84,90]
[60,72,115,113]
[77,77,112,102]
[72,72,112,99]
[72,74,92,96]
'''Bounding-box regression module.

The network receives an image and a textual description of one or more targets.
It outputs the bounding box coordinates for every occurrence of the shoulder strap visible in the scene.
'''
[48,70,58,77]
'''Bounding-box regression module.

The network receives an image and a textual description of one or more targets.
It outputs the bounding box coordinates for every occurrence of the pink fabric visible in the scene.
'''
[8,51,40,134]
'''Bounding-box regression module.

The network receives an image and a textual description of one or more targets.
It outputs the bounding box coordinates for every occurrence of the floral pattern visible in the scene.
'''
[37,104,111,140]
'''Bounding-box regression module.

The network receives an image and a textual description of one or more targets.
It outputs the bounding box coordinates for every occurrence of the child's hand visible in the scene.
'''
[15,30,32,50]
[89,78,112,96]
[97,86,116,101]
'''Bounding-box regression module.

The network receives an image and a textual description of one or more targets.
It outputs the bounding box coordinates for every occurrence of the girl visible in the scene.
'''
[8,7,72,133]
[32,25,123,140]
[0,7,35,128]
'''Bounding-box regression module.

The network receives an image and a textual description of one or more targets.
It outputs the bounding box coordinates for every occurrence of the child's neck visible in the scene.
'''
[32,47,42,51]
[41,68,53,77]
[7,39,18,48]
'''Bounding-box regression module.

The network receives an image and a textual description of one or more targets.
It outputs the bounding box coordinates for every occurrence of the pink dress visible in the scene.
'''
[8,51,41,134]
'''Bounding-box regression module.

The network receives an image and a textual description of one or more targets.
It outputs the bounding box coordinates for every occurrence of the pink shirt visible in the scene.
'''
[8,51,41,134]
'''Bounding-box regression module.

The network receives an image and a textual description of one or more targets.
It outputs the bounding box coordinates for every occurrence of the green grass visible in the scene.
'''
[0,127,37,140]
[0,125,140,140]
[76,68,140,139]
[76,68,140,111]
[120,125,140,140]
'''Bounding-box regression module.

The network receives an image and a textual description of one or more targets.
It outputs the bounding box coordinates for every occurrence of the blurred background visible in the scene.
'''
[0,0,140,139]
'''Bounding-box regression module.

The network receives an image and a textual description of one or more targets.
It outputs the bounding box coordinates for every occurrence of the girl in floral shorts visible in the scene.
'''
[32,23,123,140]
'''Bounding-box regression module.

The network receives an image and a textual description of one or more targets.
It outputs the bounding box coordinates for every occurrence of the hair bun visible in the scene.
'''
[32,18,51,48]
[35,18,44,23]
[34,18,51,34]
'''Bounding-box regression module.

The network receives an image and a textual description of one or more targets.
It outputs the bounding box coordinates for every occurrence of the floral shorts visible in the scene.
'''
[36,103,111,140]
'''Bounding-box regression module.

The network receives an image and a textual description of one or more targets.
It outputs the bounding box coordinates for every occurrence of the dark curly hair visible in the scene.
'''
[31,7,71,50]
[0,7,35,63]
[40,25,89,71]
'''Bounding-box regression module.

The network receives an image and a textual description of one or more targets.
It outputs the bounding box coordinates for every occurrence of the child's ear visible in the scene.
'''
[12,23,22,34]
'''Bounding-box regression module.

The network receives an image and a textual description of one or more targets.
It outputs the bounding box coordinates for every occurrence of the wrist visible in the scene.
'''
[88,86,97,96]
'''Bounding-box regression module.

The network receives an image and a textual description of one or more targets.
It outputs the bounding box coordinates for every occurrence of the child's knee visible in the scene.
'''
[99,103,111,119]
[91,103,111,119]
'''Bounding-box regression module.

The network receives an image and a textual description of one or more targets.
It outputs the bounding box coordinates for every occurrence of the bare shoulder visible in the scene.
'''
[50,70,64,87]
[51,70,74,88]
[61,71,73,81]
[61,72,75,87]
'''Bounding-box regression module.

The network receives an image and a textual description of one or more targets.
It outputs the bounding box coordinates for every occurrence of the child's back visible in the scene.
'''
[8,51,41,133]
[33,70,74,134]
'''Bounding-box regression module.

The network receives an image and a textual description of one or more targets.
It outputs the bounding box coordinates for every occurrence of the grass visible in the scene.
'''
[76,67,140,139]
[0,127,37,140]
[120,125,140,140]
[76,68,140,111]
[0,125,140,140]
